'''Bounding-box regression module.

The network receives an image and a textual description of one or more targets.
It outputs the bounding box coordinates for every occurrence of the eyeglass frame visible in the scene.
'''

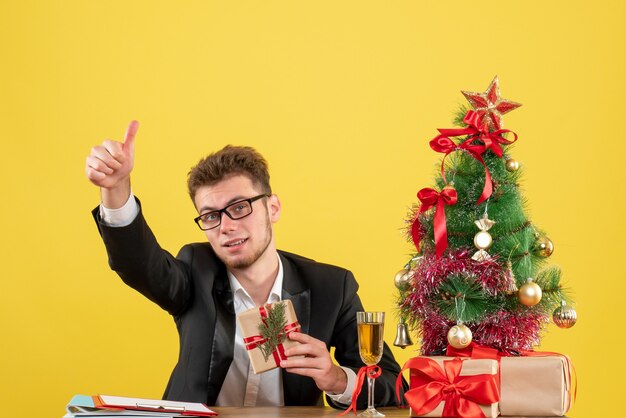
[193,193,270,231]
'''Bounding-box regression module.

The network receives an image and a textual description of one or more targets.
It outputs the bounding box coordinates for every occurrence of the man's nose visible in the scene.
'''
[219,211,238,232]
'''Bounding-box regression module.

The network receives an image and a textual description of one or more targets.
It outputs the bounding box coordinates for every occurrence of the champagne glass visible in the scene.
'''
[356,311,385,417]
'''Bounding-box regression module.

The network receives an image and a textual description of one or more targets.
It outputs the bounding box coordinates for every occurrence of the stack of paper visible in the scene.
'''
[64,395,217,417]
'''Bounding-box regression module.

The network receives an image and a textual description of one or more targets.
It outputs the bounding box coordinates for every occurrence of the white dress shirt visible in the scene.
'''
[216,263,285,406]
[99,193,356,406]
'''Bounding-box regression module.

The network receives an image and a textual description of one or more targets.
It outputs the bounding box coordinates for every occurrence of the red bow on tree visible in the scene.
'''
[396,357,500,418]
[429,110,518,204]
[411,186,457,259]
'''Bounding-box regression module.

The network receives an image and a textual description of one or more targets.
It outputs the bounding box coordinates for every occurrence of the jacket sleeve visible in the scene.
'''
[327,270,408,409]
[92,200,193,316]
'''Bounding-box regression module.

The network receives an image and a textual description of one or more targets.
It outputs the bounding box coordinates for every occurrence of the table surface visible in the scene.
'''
[213,406,393,417]
[210,406,567,417]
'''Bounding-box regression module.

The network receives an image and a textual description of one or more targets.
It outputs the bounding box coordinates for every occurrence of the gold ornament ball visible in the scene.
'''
[519,280,542,306]
[394,269,412,291]
[447,324,473,349]
[534,235,554,257]
[553,304,577,328]
[473,231,493,250]
[505,158,520,172]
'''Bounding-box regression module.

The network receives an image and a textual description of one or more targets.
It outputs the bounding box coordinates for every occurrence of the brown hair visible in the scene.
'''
[187,145,272,200]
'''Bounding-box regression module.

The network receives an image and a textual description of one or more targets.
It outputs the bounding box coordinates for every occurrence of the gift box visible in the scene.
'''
[499,355,573,416]
[402,356,499,418]
[236,299,302,374]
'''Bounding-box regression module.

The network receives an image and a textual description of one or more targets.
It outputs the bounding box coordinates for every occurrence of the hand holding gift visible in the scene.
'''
[238,299,349,395]
[281,331,348,395]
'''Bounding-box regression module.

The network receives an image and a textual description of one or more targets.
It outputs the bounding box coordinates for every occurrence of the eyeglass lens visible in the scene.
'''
[198,200,253,229]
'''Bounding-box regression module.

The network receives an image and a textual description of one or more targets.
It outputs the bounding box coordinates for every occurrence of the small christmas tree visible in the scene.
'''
[395,77,577,355]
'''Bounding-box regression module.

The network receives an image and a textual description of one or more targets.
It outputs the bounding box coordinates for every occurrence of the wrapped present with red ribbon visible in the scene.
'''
[447,343,576,416]
[237,299,302,374]
[396,356,499,418]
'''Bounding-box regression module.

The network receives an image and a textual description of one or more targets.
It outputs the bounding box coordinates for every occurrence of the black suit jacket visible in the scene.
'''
[93,203,405,408]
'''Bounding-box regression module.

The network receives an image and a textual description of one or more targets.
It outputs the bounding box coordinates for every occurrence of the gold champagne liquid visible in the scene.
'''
[358,322,384,365]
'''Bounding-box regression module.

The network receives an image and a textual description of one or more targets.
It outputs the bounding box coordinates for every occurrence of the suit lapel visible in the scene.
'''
[279,252,312,405]
[280,252,311,334]
[206,268,236,404]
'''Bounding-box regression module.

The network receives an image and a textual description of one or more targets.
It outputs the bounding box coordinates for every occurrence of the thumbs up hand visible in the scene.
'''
[86,120,139,208]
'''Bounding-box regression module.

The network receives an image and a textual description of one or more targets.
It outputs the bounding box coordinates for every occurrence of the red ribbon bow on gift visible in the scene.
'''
[243,304,301,367]
[395,357,499,418]
[340,365,382,416]
[430,110,518,204]
[411,186,457,259]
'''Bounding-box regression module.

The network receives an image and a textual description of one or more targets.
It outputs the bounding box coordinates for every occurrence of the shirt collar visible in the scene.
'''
[227,254,283,311]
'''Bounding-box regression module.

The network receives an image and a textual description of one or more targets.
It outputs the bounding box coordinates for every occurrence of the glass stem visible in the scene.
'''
[367,374,375,410]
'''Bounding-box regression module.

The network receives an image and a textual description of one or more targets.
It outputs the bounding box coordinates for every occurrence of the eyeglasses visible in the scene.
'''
[194,194,270,231]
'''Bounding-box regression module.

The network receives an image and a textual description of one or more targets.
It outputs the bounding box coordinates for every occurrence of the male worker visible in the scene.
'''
[86,121,404,408]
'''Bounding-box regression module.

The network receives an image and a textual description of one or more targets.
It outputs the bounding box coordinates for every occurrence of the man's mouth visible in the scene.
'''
[224,238,247,247]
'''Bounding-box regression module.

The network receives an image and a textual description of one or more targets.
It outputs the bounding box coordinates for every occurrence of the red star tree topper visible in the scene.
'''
[462,75,522,130]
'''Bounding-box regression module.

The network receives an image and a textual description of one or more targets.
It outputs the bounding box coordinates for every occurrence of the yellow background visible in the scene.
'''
[1,1,624,416]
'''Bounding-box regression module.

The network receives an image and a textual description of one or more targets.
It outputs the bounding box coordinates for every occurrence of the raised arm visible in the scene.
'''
[87,121,192,316]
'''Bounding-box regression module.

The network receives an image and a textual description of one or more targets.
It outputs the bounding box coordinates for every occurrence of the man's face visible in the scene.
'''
[193,174,281,271]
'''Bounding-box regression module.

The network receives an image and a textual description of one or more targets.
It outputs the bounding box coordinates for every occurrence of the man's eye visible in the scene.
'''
[204,213,219,221]
[233,204,246,212]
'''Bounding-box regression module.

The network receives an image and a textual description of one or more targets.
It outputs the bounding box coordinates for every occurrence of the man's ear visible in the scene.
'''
[267,194,281,223]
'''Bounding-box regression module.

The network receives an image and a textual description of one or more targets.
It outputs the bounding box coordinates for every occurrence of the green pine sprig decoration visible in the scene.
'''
[258,302,288,362]
[436,273,502,322]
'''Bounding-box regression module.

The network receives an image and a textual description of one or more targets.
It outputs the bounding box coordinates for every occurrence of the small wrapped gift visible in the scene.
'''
[237,300,302,374]
[400,356,499,418]
[499,355,573,416]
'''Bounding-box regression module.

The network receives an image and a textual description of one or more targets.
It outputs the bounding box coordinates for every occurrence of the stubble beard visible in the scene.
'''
[221,216,273,270]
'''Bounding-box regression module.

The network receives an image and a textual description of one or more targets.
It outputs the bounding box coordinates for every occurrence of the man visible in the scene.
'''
[86,121,404,408]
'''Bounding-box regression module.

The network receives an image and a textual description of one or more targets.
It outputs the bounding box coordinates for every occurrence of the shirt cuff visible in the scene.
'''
[99,192,139,227]
[325,366,356,406]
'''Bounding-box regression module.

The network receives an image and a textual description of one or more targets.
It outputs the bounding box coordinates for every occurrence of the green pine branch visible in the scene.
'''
[534,266,564,313]
[453,105,470,127]
[258,302,288,362]
[436,273,502,323]
[419,147,554,284]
